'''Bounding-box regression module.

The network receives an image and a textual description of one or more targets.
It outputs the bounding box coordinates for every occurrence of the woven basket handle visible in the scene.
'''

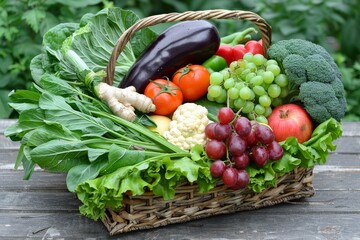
[104,9,272,85]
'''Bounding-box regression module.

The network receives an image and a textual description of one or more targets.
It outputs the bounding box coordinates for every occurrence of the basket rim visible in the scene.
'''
[103,9,272,85]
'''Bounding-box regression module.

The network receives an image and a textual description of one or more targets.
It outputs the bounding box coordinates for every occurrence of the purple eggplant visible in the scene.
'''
[119,20,220,93]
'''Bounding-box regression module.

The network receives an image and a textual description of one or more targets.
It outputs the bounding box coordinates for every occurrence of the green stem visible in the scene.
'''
[221,27,258,46]
[91,110,186,154]
[144,152,191,162]
[83,138,166,153]
[221,32,242,44]
[64,49,90,72]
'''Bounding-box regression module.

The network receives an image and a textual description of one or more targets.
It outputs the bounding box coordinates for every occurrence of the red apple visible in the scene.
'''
[267,104,313,143]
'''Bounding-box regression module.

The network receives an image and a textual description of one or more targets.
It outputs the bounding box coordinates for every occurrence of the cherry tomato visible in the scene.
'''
[172,65,210,101]
[144,79,183,116]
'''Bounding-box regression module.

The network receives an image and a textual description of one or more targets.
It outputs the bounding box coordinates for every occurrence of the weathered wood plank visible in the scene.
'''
[0,192,79,212]
[0,119,17,133]
[0,212,108,239]
[0,171,67,191]
[0,135,19,149]
[0,211,359,239]
[0,189,359,214]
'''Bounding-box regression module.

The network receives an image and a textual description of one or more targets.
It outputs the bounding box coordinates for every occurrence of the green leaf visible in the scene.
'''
[43,23,79,59]
[0,90,12,118]
[8,89,40,104]
[38,92,111,135]
[101,144,146,174]
[151,166,178,200]
[22,147,36,180]
[39,74,79,97]
[21,123,79,147]
[0,55,12,74]
[46,0,102,8]
[17,109,45,133]
[272,153,301,173]
[287,4,311,12]
[22,8,46,33]
[30,54,46,83]
[29,139,89,171]
[8,102,38,113]
[277,20,300,36]
[15,144,25,170]
[88,148,108,162]
[66,160,107,192]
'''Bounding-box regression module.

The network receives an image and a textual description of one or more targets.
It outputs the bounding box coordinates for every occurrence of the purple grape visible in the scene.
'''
[205,122,217,139]
[228,133,247,156]
[214,123,232,141]
[222,167,238,187]
[205,140,226,160]
[231,169,250,190]
[251,145,269,167]
[267,141,284,161]
[234,116,252,137]
[210,160,227,177]
[218,107,235,124]
[255,124,275,144]
[232,153,250,169]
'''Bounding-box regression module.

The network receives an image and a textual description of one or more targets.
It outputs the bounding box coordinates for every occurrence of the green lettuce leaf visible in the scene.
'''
[247,118,343,193]
[75,154,213,221]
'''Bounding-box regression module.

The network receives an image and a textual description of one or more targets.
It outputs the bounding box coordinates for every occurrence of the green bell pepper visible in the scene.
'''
[202,55,227,73]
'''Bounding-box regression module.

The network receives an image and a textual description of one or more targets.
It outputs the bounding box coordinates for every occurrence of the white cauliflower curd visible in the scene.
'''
[163,103,210,150]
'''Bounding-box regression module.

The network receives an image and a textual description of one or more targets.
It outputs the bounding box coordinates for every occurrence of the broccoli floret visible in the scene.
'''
[305,54,335,83]
[267,41,289,63]
[298,82,339,123]
[282,54,307,87]
[267,39,347,123]
[284,39,316,57]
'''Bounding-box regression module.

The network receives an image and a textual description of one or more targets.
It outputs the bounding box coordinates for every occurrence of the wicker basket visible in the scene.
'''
[101,9,315,235]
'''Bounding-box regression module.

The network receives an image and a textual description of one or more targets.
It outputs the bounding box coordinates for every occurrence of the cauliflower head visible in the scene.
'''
[163,103,210,150]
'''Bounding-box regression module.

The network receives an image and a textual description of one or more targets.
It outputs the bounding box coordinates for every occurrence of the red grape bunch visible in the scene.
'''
[205,107,284,190]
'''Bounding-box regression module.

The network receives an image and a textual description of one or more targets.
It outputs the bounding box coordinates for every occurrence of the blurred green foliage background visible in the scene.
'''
[1,0,359,120]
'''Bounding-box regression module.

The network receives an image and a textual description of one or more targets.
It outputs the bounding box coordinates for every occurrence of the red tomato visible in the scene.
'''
[267,104,313,143]
[144,79,183,115]
[172,65,210,101]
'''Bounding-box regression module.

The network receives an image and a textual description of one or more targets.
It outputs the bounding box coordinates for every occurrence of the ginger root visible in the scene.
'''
[96,82,156,122]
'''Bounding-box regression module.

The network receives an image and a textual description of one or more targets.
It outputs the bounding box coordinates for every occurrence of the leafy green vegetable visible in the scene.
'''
[246,118,342,193]
[76,152,214,221]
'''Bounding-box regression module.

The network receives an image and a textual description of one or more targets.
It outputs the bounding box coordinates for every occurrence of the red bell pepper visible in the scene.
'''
[244,39,264,55]
[215,28,264,66]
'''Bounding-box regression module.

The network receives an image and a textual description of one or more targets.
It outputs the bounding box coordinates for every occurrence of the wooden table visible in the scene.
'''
[1,119,359,239]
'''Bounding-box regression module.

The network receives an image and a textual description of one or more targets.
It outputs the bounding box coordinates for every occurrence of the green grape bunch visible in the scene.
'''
[207,53,289,124]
